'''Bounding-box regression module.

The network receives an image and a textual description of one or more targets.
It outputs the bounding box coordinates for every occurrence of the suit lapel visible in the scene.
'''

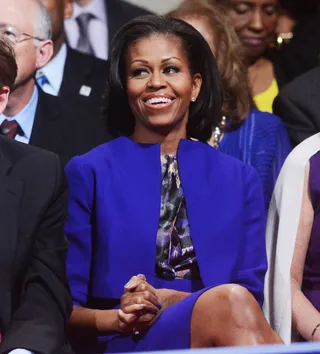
[59,47,92,99]
[29,89,62,153]
[0,138,22,328]
[106,0,127,44]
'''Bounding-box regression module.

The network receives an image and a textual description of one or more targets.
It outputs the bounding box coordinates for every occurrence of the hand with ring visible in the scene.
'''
[117,274,162,335]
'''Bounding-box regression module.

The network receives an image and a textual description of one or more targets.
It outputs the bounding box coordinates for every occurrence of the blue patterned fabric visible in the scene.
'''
[219,108,291,211]
[155,155,200,280]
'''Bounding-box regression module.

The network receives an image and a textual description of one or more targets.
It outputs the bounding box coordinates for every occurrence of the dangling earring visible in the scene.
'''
[191,97,196,102]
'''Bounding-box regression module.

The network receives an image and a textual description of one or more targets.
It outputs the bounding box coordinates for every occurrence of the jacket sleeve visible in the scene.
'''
[64,156,94,307]
[0,154,72,354]
[234,165,268,307]
[273,92,318,148]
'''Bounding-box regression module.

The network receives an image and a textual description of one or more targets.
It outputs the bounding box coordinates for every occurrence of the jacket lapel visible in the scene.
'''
[0,138,22,329]
[59,47,92,100]
[29,89,62,153]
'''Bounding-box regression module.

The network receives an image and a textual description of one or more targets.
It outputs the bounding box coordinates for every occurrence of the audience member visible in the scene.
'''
[273,0,320,85]
[65,15,281,353]
[64,0,151,60]
[264,133,320,343]
[215,0,280,113]
[0,37,72,354]
[273,67,320,148]
[37,0,109,117]
[167,0,291,211]
[0,0,107,166]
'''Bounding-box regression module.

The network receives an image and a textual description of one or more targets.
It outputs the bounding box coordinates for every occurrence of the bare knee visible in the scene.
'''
[198,284,263,329]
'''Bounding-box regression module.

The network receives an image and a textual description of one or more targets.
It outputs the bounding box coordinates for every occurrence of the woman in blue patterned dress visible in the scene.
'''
[65,15,282,353]
[167,1,292,211]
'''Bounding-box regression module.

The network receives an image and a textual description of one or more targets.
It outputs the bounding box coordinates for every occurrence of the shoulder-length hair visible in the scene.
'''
[105,15,223,142]
[167,0,253,125]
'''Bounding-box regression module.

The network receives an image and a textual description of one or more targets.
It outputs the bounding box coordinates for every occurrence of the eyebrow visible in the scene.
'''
[131,57,183,65]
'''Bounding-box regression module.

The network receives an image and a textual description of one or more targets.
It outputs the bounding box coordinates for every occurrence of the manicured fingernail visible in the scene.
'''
[124,281,131,288]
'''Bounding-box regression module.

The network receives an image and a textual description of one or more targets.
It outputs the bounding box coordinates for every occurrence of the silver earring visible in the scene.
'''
[191,97,196,102]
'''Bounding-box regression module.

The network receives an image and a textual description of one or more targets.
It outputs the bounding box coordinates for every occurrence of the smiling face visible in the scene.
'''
[227,0,278,63]
[125,34,202,137]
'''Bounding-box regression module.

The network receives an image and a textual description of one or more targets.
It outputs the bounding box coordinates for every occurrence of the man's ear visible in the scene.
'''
[36,40,54,69]
[0,86,10,115]
[64,0,73,19]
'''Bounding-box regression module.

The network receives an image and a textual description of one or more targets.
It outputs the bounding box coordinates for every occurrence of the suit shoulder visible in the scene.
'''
[1,137,60,173]
[279,67,320,97]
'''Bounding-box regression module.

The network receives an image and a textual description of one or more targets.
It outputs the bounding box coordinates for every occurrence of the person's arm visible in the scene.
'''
[290,163,320,341]
[273,92,318,147]
[65,157,126,335]
[233,166,267,307]
[0,154,72,354]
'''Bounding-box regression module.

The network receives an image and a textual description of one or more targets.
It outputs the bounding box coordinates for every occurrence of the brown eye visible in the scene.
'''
[132,68,149,77]
[163,66,179,74]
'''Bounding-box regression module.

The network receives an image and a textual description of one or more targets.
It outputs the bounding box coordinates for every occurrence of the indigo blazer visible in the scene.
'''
[65,137,267,308]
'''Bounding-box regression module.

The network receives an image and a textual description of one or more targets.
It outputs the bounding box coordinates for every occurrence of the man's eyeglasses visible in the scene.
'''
[0,25,45,45]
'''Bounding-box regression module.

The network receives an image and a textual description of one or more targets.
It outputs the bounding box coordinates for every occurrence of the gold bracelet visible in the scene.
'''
[311,323,320,341]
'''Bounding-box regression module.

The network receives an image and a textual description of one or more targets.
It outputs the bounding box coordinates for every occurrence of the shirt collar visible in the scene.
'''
[36,43,67,94]
[0,86,39,140]
[72,0,106,23]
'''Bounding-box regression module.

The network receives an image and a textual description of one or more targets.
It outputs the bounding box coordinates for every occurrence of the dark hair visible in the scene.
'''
[0,38,17,91]
[105,15,223,142]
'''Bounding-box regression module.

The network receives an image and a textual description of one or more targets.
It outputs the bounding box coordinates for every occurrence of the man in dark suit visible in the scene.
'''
[64,0,151,60]
[273,67,320,147]
[0,0,107,166]
[38,0,109,113]
[0,38,72,354]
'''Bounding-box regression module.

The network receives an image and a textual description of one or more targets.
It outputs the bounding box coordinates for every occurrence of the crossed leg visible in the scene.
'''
[190,284,282,348]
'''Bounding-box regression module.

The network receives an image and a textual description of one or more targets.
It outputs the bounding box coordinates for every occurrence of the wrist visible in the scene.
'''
[95,309,122,334]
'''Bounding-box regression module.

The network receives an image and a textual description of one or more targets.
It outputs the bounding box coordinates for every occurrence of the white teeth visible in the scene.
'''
[146,97,173,105]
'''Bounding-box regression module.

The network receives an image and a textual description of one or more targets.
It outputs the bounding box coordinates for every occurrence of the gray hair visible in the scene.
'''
[33,0,52,40]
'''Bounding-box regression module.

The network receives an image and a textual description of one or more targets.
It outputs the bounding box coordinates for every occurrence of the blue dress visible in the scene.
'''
[219,108,291,211]
[65,137,267,353]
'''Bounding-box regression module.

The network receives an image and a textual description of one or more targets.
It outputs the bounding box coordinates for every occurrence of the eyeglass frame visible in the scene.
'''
[0,25,45,45]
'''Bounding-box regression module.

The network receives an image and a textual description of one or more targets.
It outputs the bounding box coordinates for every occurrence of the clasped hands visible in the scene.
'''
[118,274,163,335]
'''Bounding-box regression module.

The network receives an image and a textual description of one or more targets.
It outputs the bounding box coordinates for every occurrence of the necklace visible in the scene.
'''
[212,116,226,149]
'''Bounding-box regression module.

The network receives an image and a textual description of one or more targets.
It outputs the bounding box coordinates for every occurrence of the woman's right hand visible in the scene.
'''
[118,275,161,334]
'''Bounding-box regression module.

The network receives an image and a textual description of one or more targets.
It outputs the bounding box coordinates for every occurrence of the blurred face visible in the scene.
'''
[227,0,279,63]
[0,0,53,89]
[41,0,72,42]
[126,35,201,134]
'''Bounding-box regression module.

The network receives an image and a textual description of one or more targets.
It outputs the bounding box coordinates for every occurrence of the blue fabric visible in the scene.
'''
[219,108,292,211]
[0,86,38,144]
[65,137,267,353]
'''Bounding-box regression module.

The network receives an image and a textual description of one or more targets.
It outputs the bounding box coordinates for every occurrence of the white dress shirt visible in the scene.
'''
[36,43,67,96]
[9,350,33,353]
[64,0,108,60]
[0,86,38,144]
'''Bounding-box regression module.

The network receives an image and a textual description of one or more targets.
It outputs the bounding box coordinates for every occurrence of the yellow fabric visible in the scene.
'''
[254,79,279,113]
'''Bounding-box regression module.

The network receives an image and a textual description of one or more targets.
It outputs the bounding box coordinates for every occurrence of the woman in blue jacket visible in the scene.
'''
[65,15,281,353]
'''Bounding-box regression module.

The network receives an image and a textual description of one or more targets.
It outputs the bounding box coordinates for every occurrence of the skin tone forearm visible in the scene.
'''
[69,285,191,336]
[70,306,122,335]
[291,163,320,341]
[292,280,320,341]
